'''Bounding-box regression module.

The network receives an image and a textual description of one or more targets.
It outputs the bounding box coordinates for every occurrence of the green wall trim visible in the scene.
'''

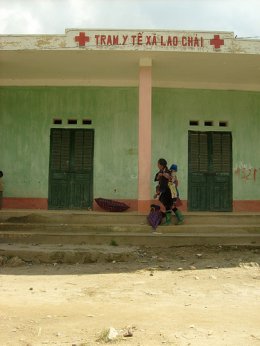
[1,86,260,202]
[0,86,138,200]
[152,88,260,200]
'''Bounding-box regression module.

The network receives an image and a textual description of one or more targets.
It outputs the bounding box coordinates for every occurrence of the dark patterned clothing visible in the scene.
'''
[154,168,173,211]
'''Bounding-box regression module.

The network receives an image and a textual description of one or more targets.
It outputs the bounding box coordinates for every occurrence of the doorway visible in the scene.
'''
[48,128,94,209]
[188,131,232,211]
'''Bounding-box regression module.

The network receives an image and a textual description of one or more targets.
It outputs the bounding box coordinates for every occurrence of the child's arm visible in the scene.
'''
[159,171,171,180]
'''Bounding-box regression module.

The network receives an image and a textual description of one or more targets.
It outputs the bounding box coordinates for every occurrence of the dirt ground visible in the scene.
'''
[0,245,260,346]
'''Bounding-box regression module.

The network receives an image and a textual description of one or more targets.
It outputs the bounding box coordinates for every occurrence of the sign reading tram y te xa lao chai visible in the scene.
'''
[70,29,233,52]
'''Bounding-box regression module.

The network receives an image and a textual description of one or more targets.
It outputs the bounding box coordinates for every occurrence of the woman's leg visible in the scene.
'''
[159,189,173,225]
[172,206,184,225]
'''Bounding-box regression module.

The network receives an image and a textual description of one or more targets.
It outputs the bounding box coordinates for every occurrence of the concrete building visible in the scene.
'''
[0,29,260,212]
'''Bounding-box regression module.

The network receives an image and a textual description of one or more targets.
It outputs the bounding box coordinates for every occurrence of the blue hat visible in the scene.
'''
[170,164,177,172]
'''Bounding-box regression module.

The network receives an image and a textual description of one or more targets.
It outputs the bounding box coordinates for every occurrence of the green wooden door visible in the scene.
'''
[188,131,232,211]
[48,129,94,209]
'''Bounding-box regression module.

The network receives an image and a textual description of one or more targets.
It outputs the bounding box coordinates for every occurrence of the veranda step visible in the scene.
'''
[1,211,260,225]
[0,230,260,247]
[0,210,259,248]
[0,222,260,234]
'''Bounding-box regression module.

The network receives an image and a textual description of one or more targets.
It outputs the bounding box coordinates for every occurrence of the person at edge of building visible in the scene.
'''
[0,171,3,210]
[154,158,173,225]
[169,164,184,225]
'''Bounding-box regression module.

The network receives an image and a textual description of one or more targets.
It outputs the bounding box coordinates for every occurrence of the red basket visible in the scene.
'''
[95,198,130,212]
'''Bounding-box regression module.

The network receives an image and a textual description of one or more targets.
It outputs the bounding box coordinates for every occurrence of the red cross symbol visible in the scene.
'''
[75,32,90,46]
[210,34,224,49]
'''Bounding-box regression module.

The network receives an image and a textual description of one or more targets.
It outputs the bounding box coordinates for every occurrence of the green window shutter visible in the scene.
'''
[50,129,70,172]
[188,131,232,211]
[49,129,94,210]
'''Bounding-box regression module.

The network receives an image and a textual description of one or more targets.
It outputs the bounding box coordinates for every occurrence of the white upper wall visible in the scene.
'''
[1,29,260,54]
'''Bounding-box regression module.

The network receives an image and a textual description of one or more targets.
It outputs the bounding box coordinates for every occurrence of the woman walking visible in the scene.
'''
[154,158,173,225]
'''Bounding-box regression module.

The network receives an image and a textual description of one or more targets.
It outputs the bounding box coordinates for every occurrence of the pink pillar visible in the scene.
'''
[138,58,152,213]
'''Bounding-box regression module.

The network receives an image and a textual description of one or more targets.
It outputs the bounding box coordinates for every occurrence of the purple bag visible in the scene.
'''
[147,204,163,230]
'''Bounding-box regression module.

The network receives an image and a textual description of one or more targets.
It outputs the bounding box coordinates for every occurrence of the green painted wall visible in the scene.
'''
[152,88,260,200]
[0,87,138,200]
[1,86,260,204]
